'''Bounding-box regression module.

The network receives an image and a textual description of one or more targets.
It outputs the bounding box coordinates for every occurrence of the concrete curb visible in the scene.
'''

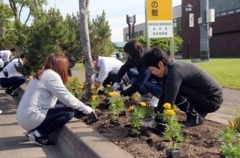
[16,85,134,158]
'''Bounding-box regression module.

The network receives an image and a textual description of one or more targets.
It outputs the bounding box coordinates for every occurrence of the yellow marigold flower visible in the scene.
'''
[128,105,135,111]
[229,121,235,128]
[106,85,111,87]
[91,95,97,99]
[166,109,176,116]
[163,103,171,109]
[140,102,147,106]
[108,92,114,96]
[113,91,119,96]
[92,98,96,101]
[79,85,84,89]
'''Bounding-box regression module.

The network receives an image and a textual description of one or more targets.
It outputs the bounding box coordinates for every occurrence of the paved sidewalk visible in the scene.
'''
[0,90,64,158]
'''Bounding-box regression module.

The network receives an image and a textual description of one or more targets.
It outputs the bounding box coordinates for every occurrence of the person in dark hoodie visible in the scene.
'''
[112,40,162,107]
[142,47,223,127]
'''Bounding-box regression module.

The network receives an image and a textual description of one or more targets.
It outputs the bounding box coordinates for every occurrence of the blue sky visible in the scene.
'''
[4,0,181,42]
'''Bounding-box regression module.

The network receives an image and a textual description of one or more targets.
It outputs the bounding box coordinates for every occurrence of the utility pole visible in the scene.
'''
[200,0,210,61]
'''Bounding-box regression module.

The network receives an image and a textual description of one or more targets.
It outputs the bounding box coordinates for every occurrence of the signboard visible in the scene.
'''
[189,13,194,27]
[146,0,173,38]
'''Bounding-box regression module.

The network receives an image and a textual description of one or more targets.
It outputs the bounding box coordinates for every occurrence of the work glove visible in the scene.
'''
[112,82,119,91]
[149,96,159,107]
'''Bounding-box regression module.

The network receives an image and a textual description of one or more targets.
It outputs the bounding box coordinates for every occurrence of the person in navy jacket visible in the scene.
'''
[112,40,162,107]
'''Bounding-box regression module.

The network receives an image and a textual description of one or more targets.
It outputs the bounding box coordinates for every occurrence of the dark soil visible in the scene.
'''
[79,99,225,158]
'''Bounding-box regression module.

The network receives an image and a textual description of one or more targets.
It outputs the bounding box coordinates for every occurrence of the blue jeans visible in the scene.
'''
[0,76,26,90]
[127,69,162,98]
[33,106,74,136]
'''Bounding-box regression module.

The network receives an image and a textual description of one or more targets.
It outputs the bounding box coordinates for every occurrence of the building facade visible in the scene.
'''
[182,0,240,58]
[123,0,240,58]
[123,5,182,42]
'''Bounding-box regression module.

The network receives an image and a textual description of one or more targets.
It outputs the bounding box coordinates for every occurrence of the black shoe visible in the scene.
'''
[5,89,12,95]
[29,133,54,147]
[10,91,18,96]
[184,112,204,127]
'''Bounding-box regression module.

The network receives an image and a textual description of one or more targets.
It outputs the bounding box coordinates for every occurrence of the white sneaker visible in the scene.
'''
[0,110,2,114]
[149,96,159,107]
[139,95,151,102]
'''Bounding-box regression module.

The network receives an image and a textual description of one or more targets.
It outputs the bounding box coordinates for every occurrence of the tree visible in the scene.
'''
[79,0,94,100]
[89,11,115,57]
[136,35,183,53]
[0,1,14,49]
[24,8,81,75]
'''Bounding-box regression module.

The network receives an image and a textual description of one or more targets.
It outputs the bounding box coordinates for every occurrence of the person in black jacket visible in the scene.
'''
[112,40,162,107]
[142,47,223,127]
[66,53,76,77]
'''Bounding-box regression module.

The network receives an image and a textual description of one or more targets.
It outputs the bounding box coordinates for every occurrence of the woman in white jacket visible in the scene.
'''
[17,53,97,147]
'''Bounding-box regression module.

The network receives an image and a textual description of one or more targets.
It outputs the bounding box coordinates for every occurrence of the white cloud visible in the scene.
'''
[4,0,182,41]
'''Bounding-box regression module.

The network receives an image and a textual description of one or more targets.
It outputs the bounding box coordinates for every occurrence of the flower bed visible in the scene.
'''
[66,77,236,158]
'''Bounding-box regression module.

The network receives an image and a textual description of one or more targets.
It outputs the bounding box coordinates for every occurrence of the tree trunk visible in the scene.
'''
[79,0,94,100]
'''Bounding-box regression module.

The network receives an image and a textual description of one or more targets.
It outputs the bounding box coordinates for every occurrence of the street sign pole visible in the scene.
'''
[145,0,150,50]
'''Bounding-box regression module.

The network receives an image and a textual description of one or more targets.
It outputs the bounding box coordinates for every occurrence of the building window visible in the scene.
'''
[236,9,240,13]
[126,34,129,41]
[221,12,227,16]
[139,30,143,36]
[134,32,138,38]
[228,10,234,14]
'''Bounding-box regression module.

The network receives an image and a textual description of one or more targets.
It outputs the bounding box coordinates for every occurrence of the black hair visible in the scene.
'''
[10,48,16,52]
[124,40,143,66]
[91,55,99,61]
[19,54,25,59]
[143,47,170,68]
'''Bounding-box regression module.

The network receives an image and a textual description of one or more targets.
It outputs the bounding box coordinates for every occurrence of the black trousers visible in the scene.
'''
[33,106,74,136]
[175,84,223,113]
[102,73,117,87]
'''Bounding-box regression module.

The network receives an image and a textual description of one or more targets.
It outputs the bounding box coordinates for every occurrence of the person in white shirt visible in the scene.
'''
[0,48,16,65]
[0,58,4,72]
[16,53,98,147]
[0,54,27,96]
[92,56,130,90]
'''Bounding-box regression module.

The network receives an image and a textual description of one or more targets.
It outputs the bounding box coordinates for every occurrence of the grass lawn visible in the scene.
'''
[73,58,240,89]
[72,63,85,71]
[195,59,240,89]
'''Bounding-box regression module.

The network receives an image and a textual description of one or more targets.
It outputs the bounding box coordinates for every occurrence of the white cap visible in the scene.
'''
[0,58,4,68]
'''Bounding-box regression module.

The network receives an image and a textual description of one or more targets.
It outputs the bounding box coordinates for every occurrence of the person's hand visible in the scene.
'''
[25,76,32,83]
[112,82,119,91]
[94,81,100,90]
[82,105,93,114]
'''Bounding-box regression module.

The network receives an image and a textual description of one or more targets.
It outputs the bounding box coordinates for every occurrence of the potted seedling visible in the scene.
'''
[65,77,85,118]
[65,77,84,99]
[219,114,240,157]
[160,103,185,158]
[108,91,126,126]
[90,95,100,110]
[128,105,145,137]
